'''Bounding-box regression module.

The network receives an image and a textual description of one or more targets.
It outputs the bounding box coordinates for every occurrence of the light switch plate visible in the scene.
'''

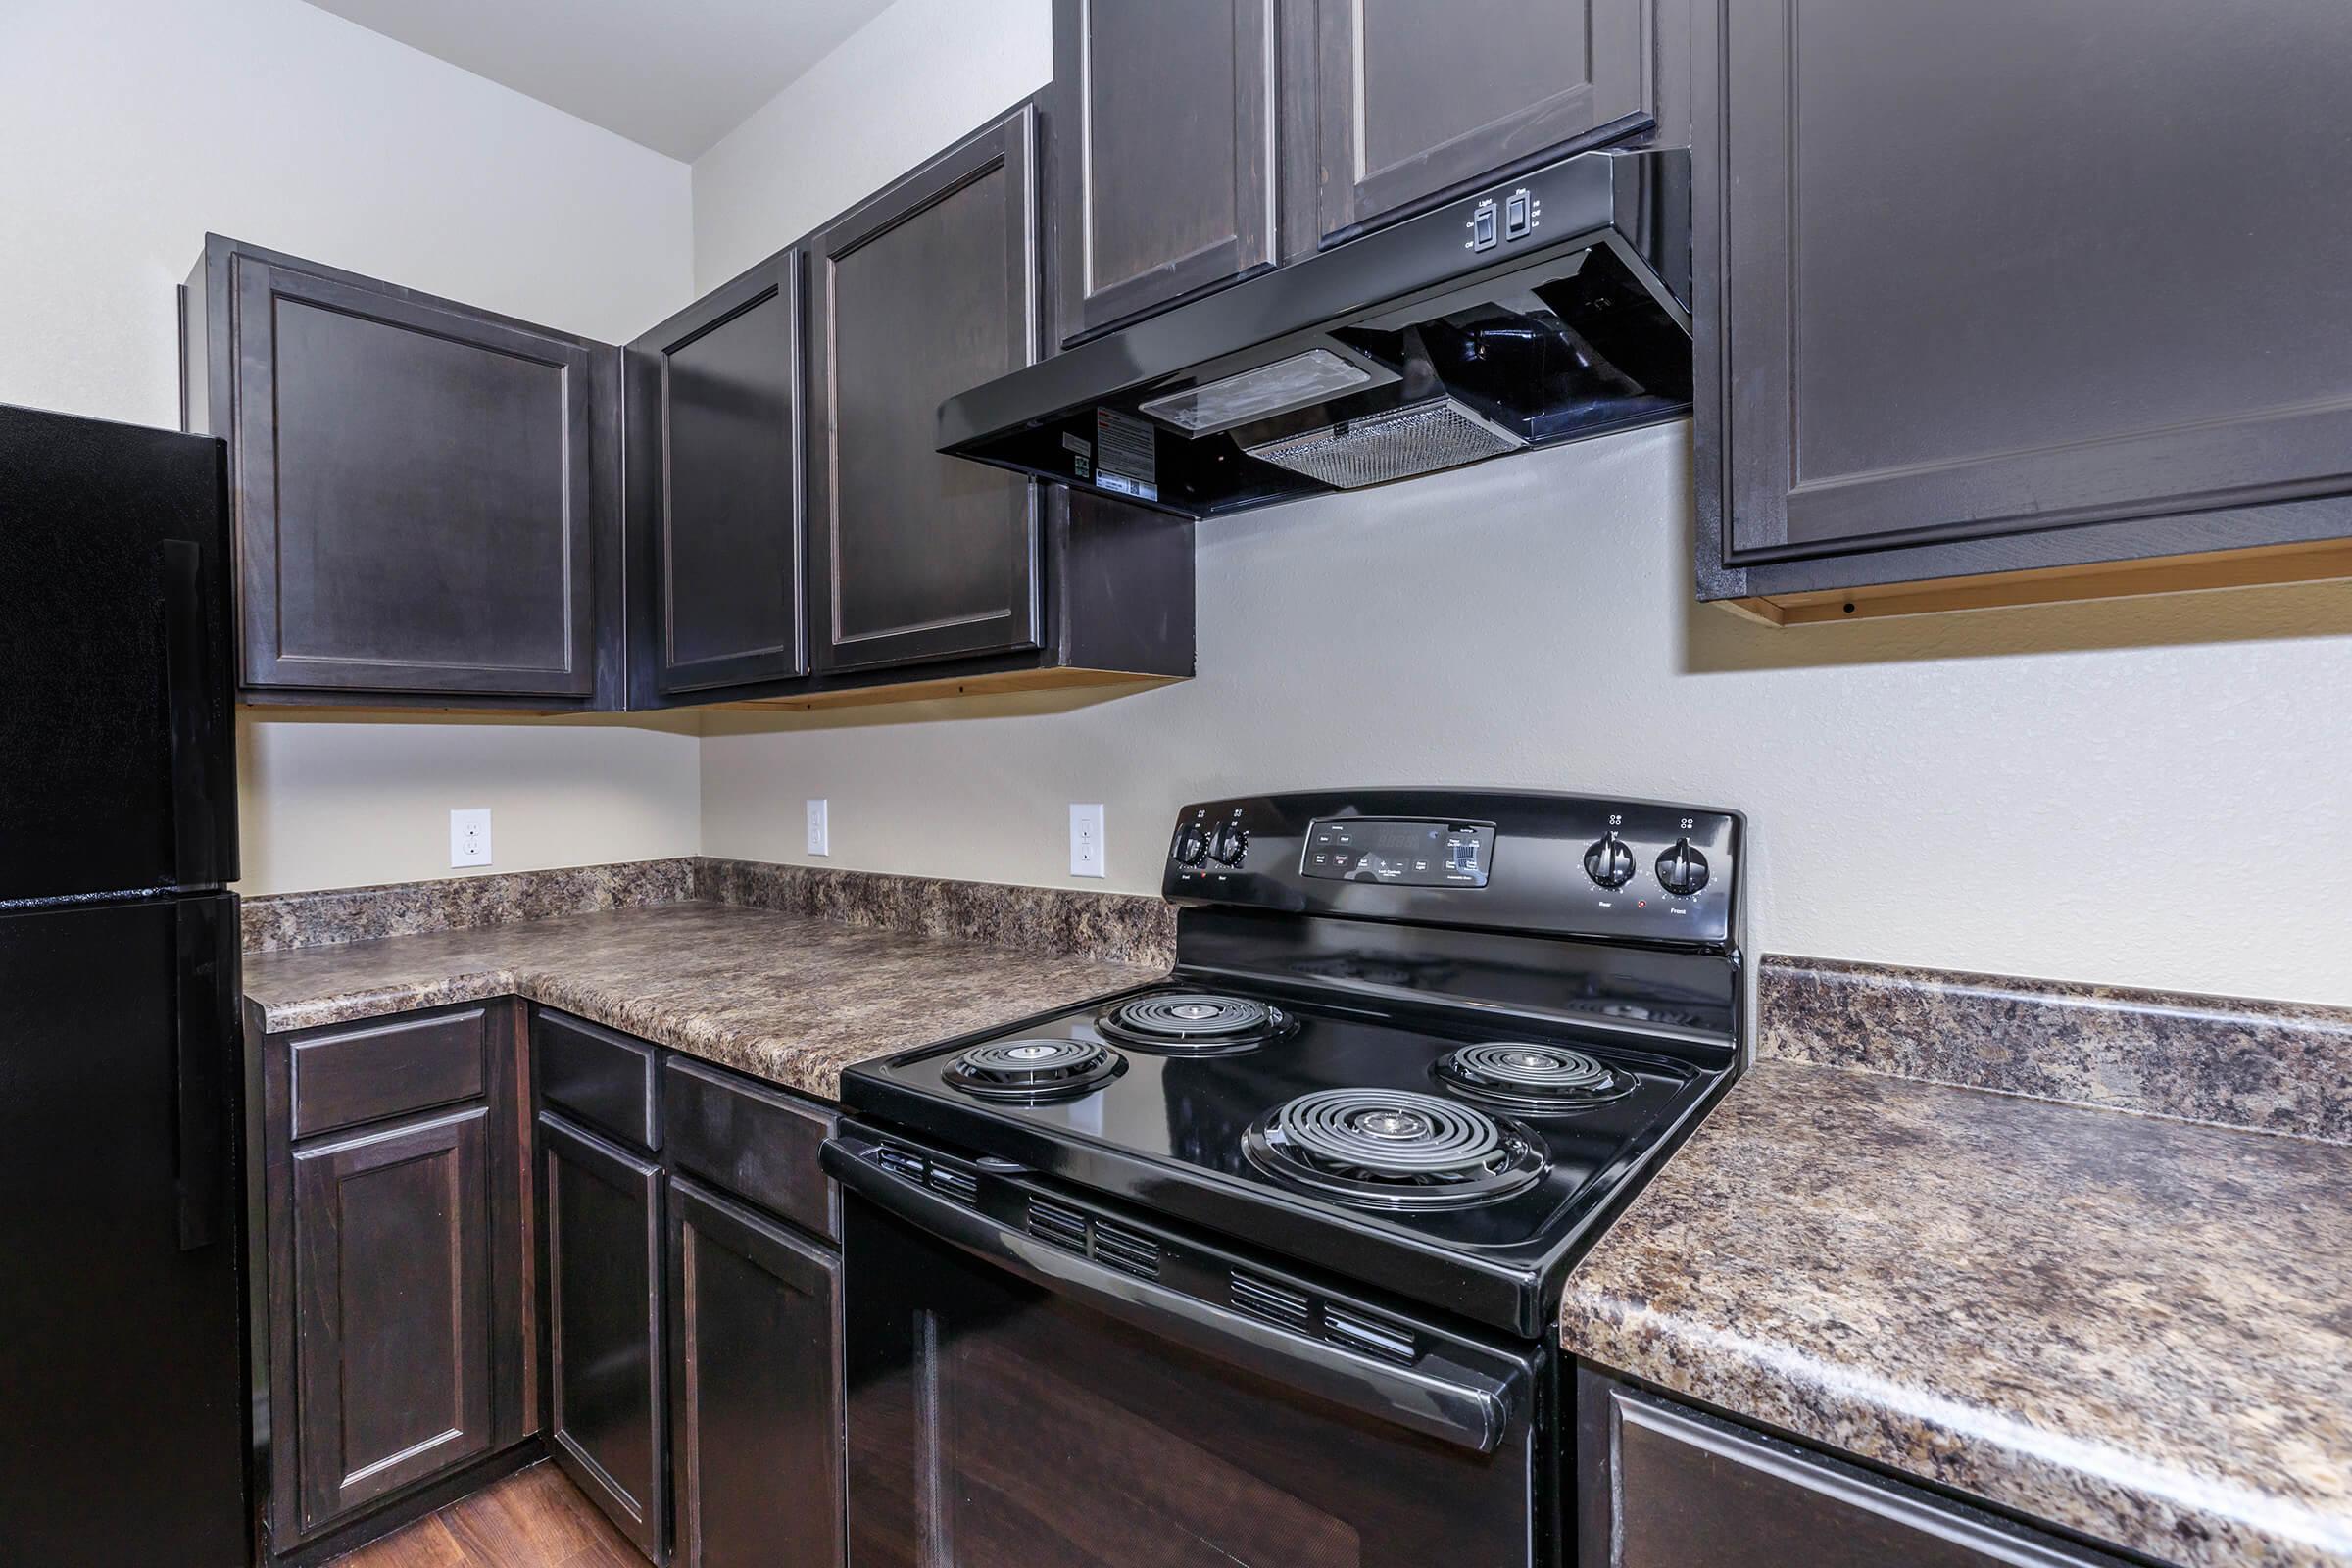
[449,808,492,868]
[1069,803,1105,878]
[806,799,830,857]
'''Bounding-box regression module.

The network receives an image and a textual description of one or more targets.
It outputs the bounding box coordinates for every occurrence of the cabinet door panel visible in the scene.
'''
[1711,0,2352,565]
[668,1178,844,1567]
[292,1106,494,1532]
[542,1111,666,1562]
[1055,0,1278,340]
[809,106,1044,673]
[1306,0,1649,245]
[628,250,807,699]
[231,259,599,697]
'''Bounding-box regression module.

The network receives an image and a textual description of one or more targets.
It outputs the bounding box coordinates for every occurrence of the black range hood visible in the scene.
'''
[938,145,1691,519]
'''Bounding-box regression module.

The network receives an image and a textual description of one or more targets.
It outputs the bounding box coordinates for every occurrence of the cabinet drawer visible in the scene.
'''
[1579,1370,2132,1567]
[289,1005,488,1141]
[534,1009,661,1152]
[662,1056,839,1243]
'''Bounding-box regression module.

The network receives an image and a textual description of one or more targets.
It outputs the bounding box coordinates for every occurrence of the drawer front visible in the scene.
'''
[535,1009,661,1152]
[289,1004,488,1141]
[662,1056,839,1243]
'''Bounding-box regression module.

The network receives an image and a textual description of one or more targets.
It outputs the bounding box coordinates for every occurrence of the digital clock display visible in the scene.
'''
[1300,818,1496,888]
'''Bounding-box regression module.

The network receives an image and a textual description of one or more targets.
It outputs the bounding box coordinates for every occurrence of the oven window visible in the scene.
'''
[845,1198,1537,1568]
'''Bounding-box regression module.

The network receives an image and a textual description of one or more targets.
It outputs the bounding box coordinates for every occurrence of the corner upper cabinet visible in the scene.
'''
[624,249,808,706]
[182,236,621,708]
[1293,0,1654,247]
[1694,0,2352,621]
[1053,0,1279,342]
[808,106,1048,675]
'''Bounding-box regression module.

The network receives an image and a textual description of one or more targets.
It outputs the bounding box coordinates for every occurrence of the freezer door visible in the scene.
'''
[0,403,237,899]
[0,894,250,1565]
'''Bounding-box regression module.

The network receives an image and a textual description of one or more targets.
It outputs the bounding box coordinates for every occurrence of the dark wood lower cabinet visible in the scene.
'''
[1578,1369,2132,1567]
[290,1106,495,1533]
[541,1110,669,1564]
[667,1177,845,1568]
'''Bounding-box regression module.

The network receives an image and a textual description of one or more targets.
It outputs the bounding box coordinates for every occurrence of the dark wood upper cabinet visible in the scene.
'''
[625,247,808,705]
[1294,0,1653,247]
[1578,1369,2132,1567]
[1695,0,2352,619]
[1052,0,1279,343]
[183,236,623,707]
[808,104,1046,676]
[540,1110,668,1564]
[667,1177,845,1568]
[289,1106,495,1535]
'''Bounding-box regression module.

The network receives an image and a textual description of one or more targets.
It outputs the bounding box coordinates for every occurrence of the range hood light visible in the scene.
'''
[1136,347,1396,436]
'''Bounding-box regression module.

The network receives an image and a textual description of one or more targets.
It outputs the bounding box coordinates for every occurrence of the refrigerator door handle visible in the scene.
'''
[172,898,234,1251]
[159,538,226,890]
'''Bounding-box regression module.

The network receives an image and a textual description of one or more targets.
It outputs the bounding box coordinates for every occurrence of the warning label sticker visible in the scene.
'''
[1093,409,1157,502]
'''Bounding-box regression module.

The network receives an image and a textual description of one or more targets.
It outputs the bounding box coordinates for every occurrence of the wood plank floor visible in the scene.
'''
[326,1462,646,1568]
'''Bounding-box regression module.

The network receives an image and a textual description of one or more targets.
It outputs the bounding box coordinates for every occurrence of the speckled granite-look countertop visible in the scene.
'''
[1561,1062,2352,1567]
[242,901,1167,1100]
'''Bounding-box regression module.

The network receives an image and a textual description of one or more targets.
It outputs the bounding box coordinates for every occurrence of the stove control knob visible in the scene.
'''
[1655,838,1710,897]
[1583,833,1637,889]
[1210,822,1250,866]
[1173,824,1209,866]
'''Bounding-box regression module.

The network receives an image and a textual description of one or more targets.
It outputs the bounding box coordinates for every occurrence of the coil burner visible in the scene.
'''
[1243,1088,1545,1209]
[943,1038,1125,1102]
[1098,992,1295,1054]
[1434,1043,1636,1112]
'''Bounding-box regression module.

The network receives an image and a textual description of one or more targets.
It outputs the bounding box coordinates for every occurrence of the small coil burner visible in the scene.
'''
[1434,1043,1636,1112]
[1243,1088,1545,1208]
[943,1038,1125,1102]
[1098,992,1295,1054]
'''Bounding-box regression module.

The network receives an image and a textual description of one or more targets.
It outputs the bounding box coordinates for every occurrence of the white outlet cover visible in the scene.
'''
[806,798,830,857]
[449,808,493,868]
[1069,803,1106,878]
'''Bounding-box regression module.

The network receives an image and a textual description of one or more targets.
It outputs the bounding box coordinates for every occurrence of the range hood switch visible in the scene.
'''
[1505,189,1532,240]
[1470,199,1498,251]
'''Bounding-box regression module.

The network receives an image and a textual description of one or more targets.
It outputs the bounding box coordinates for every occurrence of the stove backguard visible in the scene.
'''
[1162,790,1745,1065]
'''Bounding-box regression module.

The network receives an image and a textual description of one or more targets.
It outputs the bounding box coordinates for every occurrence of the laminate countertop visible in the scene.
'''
[1561,1060,2352,1567]
[242,901,1167,1100]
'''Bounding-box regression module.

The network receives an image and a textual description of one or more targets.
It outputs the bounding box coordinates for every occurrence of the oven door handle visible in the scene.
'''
[821,1136,1524,1454]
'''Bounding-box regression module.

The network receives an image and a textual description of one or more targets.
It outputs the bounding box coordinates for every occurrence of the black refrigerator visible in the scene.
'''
[0,403,250,1563]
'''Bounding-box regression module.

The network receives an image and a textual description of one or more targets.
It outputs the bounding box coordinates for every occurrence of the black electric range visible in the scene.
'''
[826,789,1744,1568]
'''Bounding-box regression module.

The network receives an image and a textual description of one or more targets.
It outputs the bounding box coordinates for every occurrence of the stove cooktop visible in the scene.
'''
[843,982,1733,1336]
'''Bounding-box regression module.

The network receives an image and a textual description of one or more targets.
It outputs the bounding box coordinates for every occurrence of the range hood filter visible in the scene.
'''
[1241,397,1527,490]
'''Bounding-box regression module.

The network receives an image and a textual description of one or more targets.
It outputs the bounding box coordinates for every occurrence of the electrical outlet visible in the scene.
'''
[1069,803,1105,879]
[806,799,830,857]
[449,808,493,868]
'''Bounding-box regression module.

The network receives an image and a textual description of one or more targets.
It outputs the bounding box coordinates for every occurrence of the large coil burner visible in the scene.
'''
[1242,1088,1545,1209]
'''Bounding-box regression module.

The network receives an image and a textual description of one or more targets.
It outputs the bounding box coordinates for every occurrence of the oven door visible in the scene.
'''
[823,1126,1548,1568]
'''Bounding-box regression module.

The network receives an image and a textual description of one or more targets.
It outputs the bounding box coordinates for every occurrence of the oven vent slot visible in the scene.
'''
[1093,1221,1161,1280]
[1323,1306,1418,1366]
[925,1163,979,1205]
[877,1147,926,1182]
[1228,1272,1313,1331]
[1027,1198,1090,1254]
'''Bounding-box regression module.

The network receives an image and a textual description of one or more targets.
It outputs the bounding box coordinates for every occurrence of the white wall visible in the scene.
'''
[694,0,2352,1006]
[0,0,705,893]
[691,0,1051,289]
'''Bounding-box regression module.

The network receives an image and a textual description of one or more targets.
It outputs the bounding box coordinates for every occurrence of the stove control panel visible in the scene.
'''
[1164,790,1742,949]
[1301,818,1494,887]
